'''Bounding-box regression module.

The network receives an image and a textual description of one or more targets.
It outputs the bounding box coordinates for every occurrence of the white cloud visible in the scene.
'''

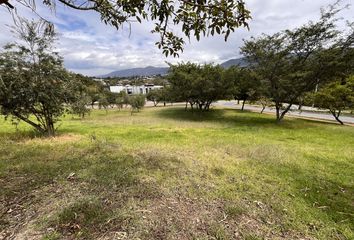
[1,0,353,76]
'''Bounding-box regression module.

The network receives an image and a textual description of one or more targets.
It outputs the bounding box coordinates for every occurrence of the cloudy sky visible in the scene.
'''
[0,0,352,76]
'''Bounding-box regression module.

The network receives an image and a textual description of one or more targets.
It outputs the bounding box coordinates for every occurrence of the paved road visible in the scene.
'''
[214,100,354,124]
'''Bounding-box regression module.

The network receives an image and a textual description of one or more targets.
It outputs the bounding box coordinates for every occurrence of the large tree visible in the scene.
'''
[241,4,354,122]
[168,62,232,111]
[223,66,259,111]
[0,18,75,136]
[2,0,251,56]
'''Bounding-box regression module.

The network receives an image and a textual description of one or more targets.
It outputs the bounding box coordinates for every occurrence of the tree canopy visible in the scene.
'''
[0,18,85,135]
[312,76,354,124]
[3,0,251,57]
[241,4,354,121]
[223,66,259,110]
[168,62,232,111]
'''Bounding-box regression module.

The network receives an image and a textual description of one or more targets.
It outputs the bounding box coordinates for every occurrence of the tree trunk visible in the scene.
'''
[190,102,194,111]
[205,101,212,111]
[46,122,55,136]
[261,105,265,114]
[237,99,240,104]
[185,101,188,111]
[241,99,246,111]
[13,112,45,134]
[45,115,55,137]
[275,104,281,122]
[331,110,344,125]
[203,102,209,111]
[334,116,344,125]
[277,103,293,122]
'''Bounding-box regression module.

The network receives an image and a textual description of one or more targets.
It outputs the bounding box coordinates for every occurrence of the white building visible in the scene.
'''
[110,84,163,95]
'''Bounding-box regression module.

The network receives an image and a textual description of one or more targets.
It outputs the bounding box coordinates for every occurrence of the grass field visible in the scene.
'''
[0,106,353,240]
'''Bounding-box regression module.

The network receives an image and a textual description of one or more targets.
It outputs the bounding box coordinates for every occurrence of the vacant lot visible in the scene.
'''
[0,107,353,240]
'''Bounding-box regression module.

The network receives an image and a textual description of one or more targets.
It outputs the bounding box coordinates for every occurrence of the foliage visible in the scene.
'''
[114,91,130,110]
[114,91,129,109]
[146,88,171,106]
[158,87,174,106]
[222,66,260,110]
[168,62,232,111]
[98,95,109,111]
[8,0,251,57]
[312,76,354,124]
[241,3,354,122]
[257,96,274,114]
[146,89,161,106]
[0,18,74,136]
[70,94,91,118]
[129,94,146,114]
[67,74,95,118]
[86,81,105,108]
[115,96,124,110]
[104,90,119,108]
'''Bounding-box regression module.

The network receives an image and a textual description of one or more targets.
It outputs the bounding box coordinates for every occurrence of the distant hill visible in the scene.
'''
[100,66,169,78]
[220,57,249,68]
[99,58,249,78]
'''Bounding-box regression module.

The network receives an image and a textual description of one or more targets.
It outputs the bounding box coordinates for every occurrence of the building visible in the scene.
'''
[109,84,163,95]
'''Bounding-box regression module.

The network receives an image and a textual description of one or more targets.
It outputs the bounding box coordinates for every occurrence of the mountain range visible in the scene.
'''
[99,57,248,78]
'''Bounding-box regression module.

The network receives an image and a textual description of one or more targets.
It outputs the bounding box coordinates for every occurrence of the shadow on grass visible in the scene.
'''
[256,158,354,237]
[156,107,310,129]
[0,137,187,238]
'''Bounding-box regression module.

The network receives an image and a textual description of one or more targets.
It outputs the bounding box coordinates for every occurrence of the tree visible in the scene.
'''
[86,81,105,109]
[116,96,125,110]
[116,91,130,108]
[104,91,119,108]
[146,88,171,107]
[158,87,173,106]
[0,18,74,136]
[168,62,232,111]
[70,94,91,118]
[312,76,354,125]
[241,4,354,122]
[146,89,161,106]
[67,73,94,118]
[168,62,198,110]
[223,66,259,111]
[4,0,251,56]
[98,95,109,112]
[257,96,273,114]
[129,94,146,115]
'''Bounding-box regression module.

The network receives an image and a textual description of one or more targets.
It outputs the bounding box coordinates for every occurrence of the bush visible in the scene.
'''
[129,94,146,114]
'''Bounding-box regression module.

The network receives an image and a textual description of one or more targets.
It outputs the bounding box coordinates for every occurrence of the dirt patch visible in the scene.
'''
[0,145,314,240]
[1,181,314,240]
[23,134,82,145]
[0,181,88,240]
[102,195,314,240]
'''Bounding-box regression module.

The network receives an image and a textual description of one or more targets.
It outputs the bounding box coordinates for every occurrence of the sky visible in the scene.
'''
[0,0,353,76]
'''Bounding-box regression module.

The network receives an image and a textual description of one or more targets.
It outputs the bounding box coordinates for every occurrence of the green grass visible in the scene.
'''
[0,107,353,239]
